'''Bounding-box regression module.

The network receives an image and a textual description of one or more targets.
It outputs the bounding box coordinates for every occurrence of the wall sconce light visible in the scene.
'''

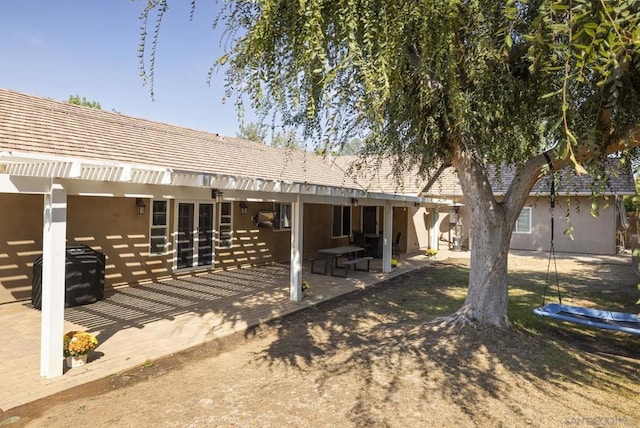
[135,198,146,215]
[449,204,460,224]
[239,201,248,214]
[211,189,224,203]
[351,197,359,207]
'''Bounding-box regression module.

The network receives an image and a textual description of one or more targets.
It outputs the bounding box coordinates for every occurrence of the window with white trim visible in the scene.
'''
[217,202,233,248]
[149,200,169,255]
[514,207,532,234]
[274,203,292,231]
[332,205,352,238]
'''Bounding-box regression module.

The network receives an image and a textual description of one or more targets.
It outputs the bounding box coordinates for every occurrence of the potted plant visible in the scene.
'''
[63,331,98,368]
[290,281,311,296]
[302,281,311,295]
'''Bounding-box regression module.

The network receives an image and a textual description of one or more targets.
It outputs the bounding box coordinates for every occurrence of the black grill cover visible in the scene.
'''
[31,245,105,310]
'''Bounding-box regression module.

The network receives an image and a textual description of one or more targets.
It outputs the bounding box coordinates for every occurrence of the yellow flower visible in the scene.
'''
[63,331,98,357]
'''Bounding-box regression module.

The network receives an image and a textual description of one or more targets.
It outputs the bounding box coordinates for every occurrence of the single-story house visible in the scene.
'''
[3,87,633,379]
[422,163,635,255]
[0,88,449,378]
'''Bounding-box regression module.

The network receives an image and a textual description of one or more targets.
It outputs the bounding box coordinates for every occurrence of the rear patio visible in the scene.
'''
[0,252,437,412]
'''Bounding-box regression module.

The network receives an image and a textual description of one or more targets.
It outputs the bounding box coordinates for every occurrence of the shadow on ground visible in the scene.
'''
[253,260,640,426]
[3,256,638,427]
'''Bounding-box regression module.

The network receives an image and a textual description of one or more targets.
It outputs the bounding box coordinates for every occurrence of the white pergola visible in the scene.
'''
[0,151,449,378]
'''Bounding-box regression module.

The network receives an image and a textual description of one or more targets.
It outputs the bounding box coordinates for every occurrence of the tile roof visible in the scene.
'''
[0,88,360,189]
[490,161,636,196]
[329,155,428,195]
[420,166,464,197]
[424,160,636,197]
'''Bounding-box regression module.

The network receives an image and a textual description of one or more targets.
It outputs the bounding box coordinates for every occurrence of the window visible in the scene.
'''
[274,203,292,231]
[150,200,168,255]
[514,207,532,234]
[332,205,352,238]
[218,202,233,248]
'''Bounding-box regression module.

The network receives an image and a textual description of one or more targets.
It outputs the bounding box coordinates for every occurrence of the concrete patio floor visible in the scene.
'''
[0,251,443,412]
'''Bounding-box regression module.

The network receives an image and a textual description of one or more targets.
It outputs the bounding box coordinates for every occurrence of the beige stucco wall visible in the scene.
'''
[410,207,430,251]
[509,196,617,255]
[0,194,437,304]
[66,196,167,288]
[430,196,617,255]
[303,203,350,253]
[0,194,163,304]
[0,195,296,305]
[0,194,44,304]
[394,207,421,254]
[217,201,292,268]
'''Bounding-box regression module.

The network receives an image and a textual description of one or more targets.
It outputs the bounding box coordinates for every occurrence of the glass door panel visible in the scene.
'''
[198,203,214,266]
[177,203,195,269]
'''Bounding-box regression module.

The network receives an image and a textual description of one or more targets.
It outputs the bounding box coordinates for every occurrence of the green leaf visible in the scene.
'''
[541,89,562,99]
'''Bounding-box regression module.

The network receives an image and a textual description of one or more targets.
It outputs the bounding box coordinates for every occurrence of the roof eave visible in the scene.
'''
[1,151,447,203]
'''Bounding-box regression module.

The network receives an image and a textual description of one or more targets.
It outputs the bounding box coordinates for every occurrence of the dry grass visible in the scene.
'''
[4,253,640,427]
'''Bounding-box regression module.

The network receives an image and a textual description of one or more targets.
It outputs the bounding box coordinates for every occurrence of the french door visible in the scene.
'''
[176,202,214,270]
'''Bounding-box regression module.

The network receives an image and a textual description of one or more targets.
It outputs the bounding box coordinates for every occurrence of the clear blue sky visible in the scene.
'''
[0,1,255,137]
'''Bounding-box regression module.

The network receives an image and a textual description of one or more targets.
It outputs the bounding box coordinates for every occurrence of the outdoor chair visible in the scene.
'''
[353,232,367,257]
[392,232,402,257]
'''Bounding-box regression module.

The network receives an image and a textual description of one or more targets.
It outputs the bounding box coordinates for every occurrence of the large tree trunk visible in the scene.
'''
[462,207,513,327]
[443,166,517,329]
[445,143,549,329]
[440,123,640,329]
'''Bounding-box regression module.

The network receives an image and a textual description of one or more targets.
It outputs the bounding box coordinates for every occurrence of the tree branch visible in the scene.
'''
[503,122,640,221]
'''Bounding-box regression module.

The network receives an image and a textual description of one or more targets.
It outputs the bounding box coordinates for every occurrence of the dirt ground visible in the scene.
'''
[2,254,640,427]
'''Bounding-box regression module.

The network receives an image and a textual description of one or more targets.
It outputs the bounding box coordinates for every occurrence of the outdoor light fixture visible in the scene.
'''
[211,189,224,203]
[239,201,248,214]
[135,198,146,215]
[351,198,359,207]
[449,204,460,224]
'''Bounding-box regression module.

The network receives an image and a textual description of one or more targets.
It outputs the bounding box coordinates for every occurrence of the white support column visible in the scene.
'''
[382,204,393,273]
[430,207,440,250]
[40,181,67,378]
[289,195,304,301]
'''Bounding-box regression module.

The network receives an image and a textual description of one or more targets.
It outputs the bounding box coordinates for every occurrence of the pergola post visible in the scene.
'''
[430,207,440,250]
[382,204,393,273]
[40,181,67,378]
[290,195,304,301]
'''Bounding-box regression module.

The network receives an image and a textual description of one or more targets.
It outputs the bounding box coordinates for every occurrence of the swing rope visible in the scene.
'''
[542,153,562,306]
[534,158,640,335]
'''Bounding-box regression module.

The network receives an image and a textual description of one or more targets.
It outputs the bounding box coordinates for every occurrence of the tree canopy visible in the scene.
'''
[237,121,307,150]
[67,95,101,110]
[237,122,267,144]
[140,0,640,327]
[141,1,640,172]
[206,1,640,174]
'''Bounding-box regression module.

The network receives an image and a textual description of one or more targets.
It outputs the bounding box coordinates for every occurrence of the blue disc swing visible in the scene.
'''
[532,155,640,335]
